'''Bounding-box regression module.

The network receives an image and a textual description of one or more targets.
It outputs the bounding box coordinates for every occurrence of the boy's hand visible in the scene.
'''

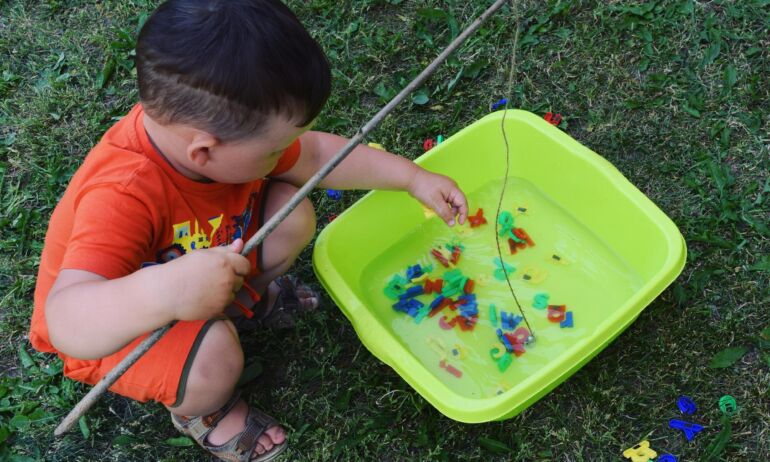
[407,169,468,226]
[167,239,251,321]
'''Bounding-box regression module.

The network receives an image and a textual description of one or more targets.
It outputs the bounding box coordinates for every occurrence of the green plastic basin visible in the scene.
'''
[312,110,686,423]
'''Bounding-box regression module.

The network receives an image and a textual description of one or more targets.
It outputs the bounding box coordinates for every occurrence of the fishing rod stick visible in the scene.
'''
[55,0,509,436]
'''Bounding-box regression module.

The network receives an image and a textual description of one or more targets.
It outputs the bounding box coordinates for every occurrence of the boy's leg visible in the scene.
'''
[244,179,318,310]
[63,180,313,457]
[163,180,315,456]
[167,319,285,456]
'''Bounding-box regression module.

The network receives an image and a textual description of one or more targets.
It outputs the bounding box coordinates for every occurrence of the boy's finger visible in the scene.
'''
[233,275,244,292]
[435,198,455,226]
[228,253,252,276]
[228,238,244,254]
[454,191,469,225]
[211,238,244,254]
[442,188,467,226]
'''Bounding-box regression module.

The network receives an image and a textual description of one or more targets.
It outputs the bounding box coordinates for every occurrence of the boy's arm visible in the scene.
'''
[46,239,250,360]
[274,131,468,225]
[46,268,176,359]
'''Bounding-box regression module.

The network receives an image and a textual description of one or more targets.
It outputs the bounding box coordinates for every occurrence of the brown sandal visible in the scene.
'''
[237,275,318,331]
[171,392,287,462]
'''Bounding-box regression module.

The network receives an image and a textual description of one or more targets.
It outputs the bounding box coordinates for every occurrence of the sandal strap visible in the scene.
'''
[236,274,318,332]
[202,391,241,428]
[172,390,242,441]
[228,406,281,461]
[202,407,286,462]
[172,393,288,462]
[271,275,302,314]
[255,276,300,324]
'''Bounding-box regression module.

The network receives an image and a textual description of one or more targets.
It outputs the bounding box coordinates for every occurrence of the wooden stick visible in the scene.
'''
[54,324,174,436]
[54,0,509,436]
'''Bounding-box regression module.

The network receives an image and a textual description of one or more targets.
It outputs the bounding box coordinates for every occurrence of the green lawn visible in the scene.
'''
[2,0,769,460]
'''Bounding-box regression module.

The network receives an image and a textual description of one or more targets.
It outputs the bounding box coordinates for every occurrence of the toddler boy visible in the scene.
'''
[30,0,467,460]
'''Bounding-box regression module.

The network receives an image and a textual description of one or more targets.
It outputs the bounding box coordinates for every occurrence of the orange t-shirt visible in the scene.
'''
[30,104,301,353]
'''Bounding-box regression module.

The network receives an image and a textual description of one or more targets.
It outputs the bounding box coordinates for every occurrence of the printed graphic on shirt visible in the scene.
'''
[150,193,258,265]
[174,215,224,252]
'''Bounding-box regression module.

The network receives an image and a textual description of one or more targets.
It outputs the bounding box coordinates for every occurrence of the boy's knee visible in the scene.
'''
[293,196,316,245]
[183,320,243,400]
[268,181,316,245]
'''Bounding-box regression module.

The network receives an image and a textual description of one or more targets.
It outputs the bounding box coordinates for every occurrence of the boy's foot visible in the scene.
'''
[241,275,319,330]
[172,392,287,461]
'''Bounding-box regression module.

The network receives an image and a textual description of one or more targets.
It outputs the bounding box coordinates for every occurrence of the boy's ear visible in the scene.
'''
[187,131,219,167]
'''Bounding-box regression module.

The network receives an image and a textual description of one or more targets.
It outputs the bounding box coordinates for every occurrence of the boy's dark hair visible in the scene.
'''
[136,0,331,140]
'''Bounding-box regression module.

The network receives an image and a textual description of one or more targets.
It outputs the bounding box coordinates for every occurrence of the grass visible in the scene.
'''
[1,0,769,460]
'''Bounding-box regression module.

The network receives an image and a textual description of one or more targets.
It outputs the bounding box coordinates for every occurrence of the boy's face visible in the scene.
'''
[200,115,312,184]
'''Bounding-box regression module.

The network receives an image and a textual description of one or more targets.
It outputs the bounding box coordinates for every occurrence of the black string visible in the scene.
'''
[493,17,535,343]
